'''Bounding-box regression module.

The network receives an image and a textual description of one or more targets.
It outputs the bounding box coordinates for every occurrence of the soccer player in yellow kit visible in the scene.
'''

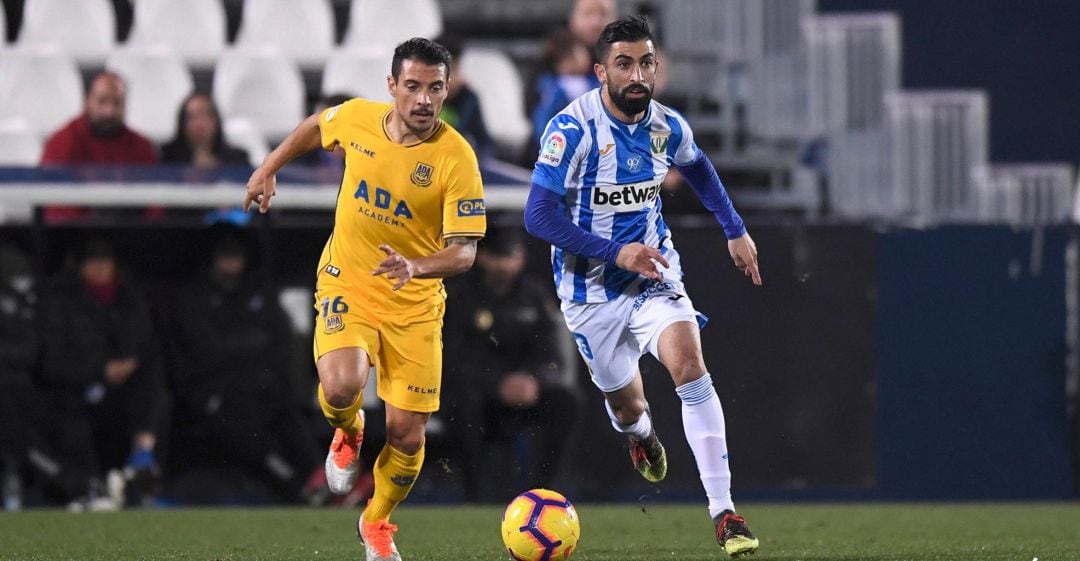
[243,39,485,561]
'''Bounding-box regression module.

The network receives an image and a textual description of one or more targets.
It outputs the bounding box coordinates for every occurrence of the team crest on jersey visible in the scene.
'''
[324,314,344,333]
[539,131,566,166]
[410,162,434,186]
[650,130,671,155]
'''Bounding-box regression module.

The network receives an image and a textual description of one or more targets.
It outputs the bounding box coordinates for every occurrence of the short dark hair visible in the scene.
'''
[391,38,452,82]
[596,15,654,63]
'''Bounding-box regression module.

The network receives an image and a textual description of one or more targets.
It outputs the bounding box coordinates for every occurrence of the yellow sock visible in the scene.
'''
[318,384,364,436]
[363,443,425,522]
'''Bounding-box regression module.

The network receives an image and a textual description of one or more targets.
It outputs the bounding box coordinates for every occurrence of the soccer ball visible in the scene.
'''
[500,489,580,561]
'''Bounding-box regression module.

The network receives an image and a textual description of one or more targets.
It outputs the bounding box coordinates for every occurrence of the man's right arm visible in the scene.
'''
[526,113,668,281]
[243,113,324,213]
[524,184,668,281]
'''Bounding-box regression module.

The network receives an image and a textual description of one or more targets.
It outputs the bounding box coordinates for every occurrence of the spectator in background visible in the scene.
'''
[37,239,166,509]
[0,245,37,511]
[39,72,160,221]
[569,0,617,56]
[171,236,321,504]
[522,0,613,162]
[530,29,600,150]
[41,72,157,166]
[436,35,494,160]
[161,92,249,169]
[443,229,580,502]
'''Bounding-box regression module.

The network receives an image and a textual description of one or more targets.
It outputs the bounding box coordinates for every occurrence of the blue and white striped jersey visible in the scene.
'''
[531,89,700,303]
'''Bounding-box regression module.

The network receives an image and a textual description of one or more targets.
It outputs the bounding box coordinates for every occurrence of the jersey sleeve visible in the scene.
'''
[670,110,701,166]
[319,98,364,151]
[442,143,487,239]
[530,113,588,195]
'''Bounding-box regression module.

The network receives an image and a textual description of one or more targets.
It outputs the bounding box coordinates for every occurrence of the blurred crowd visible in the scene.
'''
[25,0,681,173]
[0,0,718,510]
[0,226,581,510]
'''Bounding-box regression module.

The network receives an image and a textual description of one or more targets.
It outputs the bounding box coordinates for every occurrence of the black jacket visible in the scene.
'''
[172,272,296,414]
[444,270,564,396]
[38,272,165,431]
[0,279,36,387]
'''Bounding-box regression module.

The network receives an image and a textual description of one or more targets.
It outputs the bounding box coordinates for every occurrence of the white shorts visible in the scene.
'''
[561,274,707,394]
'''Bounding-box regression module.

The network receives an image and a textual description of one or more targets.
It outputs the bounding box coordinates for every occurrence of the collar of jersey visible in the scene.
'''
[598,89,653,136]
[380,108,445,147]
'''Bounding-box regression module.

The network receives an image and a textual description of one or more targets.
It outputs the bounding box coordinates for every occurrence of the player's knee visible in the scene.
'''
[386,422,424,455]
[610,399,646,425]
[670,360,707,387]
[321,373,363,408]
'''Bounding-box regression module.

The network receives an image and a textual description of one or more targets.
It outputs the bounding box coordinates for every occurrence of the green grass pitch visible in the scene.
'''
[2,503,1079,560]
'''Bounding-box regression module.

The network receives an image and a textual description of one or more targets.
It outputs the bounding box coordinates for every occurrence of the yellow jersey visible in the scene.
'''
[316,97,486,317]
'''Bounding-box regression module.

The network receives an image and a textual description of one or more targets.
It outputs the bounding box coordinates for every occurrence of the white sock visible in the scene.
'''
[676,374,735,518]
[604,400,653,440]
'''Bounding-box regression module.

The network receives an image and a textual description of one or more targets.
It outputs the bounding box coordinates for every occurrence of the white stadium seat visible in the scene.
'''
[0,48,83,136]
[0,119,44,166]
[460,47,531,152]
[236,0,335,68]
[128,0,227,67]
[322,48,393,103]
[223,117,270,166]
[106,47,194,143]
[18,0,115,65]
[344,0,443,51]
[214,49,305,141]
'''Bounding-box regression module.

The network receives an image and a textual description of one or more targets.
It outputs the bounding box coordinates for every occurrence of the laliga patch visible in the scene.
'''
[324,314,344,334]
[457,198,485,216]
[539,131,567,166]
[324,104,342,122]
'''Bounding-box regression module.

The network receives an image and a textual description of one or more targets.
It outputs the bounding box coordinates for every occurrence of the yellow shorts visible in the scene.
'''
[313,288,444,413]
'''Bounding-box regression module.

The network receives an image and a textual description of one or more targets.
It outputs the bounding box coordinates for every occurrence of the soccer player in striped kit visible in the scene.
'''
[524,16,762,557]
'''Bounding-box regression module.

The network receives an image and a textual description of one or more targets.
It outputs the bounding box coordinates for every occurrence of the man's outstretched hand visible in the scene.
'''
[372,245,417,291]
[728,233,762,286]
[243,167,277,214]
[616,243,669,282]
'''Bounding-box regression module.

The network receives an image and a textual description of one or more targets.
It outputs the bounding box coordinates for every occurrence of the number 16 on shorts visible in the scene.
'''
[321,295,349,333]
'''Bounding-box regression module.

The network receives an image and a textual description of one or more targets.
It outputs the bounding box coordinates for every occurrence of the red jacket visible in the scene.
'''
[41,115,158,165]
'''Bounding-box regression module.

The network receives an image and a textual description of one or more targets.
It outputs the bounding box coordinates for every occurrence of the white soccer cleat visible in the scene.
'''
[324,410,364,495]
[358,514,402,561]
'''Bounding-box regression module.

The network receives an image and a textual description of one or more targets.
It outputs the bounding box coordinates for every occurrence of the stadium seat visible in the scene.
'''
[343,0,443,51]
[235,0,335,68]
[17,0,115,65]
[127,0,227,68]
[322,48,393,103]
[214,49,305,142]
[0,48,83,137]
[106,47,195,144]
[0,118,44,166]
[459,47,530,153]
[223,117,270,166]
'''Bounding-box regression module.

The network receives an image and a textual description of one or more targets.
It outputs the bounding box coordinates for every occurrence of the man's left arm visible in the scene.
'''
[675,150,762,285]
[372,148,486,290]
[372,237,478,291]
